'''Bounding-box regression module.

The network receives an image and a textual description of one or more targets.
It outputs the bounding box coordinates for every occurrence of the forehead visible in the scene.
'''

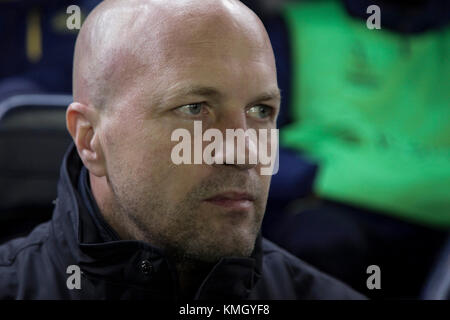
[107,2,277,111]
[155,22,274,95]
[141,47,277,114]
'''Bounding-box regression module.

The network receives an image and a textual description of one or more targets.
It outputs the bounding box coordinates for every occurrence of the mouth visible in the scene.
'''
[204,191,255,210]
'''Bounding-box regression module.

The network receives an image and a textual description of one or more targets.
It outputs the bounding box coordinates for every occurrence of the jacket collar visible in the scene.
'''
[77,165,121,243]
[49,143,262,300]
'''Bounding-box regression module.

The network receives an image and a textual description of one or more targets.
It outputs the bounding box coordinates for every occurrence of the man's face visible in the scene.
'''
[96,13,279,263]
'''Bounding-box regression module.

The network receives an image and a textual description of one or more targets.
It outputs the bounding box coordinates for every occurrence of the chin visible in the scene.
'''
[195,229,258,262]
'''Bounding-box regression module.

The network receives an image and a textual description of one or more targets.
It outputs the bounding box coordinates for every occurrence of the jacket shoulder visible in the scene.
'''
[0,222,52,299]
[0,222,50,264]
[250,238,366,300]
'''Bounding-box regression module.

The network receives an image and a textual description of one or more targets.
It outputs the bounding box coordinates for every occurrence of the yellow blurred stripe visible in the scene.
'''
[26,8,42,63]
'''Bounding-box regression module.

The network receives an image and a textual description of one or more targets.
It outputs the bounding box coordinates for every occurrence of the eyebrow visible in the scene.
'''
[252,89,282,104]
[159,84,281,107]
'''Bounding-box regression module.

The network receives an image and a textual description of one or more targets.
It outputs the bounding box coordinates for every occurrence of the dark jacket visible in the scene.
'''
[0,145,365,300]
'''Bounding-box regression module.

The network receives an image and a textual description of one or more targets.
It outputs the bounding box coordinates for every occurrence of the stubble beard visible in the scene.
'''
[107,170,266,265]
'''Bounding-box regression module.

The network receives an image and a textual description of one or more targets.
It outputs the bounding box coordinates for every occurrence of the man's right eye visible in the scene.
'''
[176,103,204,116]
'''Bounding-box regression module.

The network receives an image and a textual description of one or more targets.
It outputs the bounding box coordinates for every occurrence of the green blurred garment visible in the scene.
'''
[281,0,450,227]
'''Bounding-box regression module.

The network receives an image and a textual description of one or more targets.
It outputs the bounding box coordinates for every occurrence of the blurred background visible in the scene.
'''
[0,0,449,299]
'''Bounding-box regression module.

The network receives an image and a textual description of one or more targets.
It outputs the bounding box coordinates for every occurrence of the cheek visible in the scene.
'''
[261,176,272,198]
[102,119,166,185]
[126,128,195,202]
[131,131,174,178]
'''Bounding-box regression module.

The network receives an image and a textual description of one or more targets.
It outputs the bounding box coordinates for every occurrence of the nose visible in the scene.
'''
[212,111,258,171]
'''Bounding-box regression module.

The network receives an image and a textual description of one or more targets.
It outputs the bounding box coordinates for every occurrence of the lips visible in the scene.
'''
[206,192,255,201]
[204,191,255,210]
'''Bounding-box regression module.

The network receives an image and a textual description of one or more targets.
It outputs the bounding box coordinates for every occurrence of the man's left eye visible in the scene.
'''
[177,103,203,116]
[247,105,273,120]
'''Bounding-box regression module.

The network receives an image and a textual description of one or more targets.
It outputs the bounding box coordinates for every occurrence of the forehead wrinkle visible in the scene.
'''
[159,84,223,107]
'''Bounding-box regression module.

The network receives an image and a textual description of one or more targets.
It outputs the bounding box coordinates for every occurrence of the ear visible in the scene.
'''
[66,102,107,177]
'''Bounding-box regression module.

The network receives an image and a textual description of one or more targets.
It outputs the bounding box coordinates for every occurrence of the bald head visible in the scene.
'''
[68,0,279,270]
[73,0,274,112]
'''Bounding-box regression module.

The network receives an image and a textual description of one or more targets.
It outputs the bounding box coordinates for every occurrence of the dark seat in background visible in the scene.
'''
[421,234,450,300]
[0,94,73,244]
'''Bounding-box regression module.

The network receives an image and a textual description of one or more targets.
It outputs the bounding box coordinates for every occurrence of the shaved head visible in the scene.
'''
[73,0,273,112]
[68,0,279,293]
